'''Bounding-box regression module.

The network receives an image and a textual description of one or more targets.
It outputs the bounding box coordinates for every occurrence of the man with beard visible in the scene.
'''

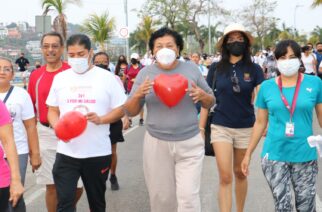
[28,32,83,212]
[315,42,322,78]
[15,53,30,89]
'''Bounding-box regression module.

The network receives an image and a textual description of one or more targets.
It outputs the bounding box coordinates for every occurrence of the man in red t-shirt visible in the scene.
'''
[28,32,83,212]
[123,53,145,126]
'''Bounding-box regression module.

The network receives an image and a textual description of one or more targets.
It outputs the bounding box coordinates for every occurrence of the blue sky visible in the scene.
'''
[0,0,321,35]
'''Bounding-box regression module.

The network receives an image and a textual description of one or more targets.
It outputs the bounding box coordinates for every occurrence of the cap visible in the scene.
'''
[130,53,139,60]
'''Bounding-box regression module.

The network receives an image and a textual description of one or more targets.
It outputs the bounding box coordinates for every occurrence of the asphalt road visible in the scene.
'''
[24,117,322,212]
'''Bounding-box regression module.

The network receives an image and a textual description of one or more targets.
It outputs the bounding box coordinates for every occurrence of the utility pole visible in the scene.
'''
[124,0,130,61]
[208,0,211,55]
[293,4,303,35]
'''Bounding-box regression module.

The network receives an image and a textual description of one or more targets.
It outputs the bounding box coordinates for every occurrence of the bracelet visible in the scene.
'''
[199,127,205,131]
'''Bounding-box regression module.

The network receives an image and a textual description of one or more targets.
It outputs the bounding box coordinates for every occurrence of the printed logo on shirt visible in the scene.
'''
[243,73,251,82]
[306,88,313,93]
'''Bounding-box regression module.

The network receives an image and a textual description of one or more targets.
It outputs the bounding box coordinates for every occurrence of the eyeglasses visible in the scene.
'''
[231,70,240,93]
[41,44,61,50]
[0,66,13,73]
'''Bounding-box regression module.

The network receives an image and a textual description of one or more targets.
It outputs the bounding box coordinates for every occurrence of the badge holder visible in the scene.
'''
[285,121,294,137]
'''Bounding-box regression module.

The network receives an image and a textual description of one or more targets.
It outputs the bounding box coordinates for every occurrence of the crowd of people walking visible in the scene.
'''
[0,22,322,212]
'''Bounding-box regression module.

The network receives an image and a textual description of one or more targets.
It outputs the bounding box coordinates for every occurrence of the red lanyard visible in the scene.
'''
[277,74,302,121]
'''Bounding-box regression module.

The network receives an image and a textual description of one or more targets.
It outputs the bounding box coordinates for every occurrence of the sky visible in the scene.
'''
[0,0,321,36]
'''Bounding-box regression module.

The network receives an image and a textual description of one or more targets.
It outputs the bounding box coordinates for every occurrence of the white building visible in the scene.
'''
[26,40,42,59]
[0,24,8,39]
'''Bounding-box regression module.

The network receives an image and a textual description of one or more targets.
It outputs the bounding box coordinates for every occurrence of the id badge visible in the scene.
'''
[285,122,295,137]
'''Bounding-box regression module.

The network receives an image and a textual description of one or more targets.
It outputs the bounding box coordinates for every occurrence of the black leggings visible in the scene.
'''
[0,187,9,211]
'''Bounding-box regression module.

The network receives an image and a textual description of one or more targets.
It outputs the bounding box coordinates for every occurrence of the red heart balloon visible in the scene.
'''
[54,111,88,142]
[153,73,188,108]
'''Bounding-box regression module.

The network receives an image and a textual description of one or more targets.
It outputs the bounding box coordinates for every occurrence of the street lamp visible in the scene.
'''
[124,0,130,61]
[208,0,211,55]
[293,4,304,34]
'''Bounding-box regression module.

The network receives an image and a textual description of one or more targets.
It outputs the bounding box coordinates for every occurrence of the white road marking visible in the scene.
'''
[124,125,139,135]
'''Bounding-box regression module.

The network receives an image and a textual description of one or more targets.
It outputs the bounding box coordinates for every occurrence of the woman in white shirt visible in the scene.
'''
[301,45,317,75]
[0,57,41,211]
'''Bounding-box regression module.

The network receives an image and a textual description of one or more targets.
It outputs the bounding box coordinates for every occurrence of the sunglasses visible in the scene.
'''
[231,70,240,93]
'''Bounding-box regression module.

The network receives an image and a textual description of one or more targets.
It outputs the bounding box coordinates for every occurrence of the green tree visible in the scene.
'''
[312,0,322,7]
[42,0,81,41]
[129,29,146,54]
[263,22,280,48]
[278,23,294,41]
[142,0,183,29]
[135,16,158,53]
[311,26,322,41]
[200,23,223,52]
[240,0,278,49]
[81,12,115,51]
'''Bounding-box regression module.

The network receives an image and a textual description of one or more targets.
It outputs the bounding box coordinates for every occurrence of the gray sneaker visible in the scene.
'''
[110,174,119,191]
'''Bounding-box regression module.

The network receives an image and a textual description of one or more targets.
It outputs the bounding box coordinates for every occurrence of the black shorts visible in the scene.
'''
[109,120,124,144]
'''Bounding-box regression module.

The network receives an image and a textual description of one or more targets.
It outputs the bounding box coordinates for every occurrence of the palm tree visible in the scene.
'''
[135,16,157,54]
[42,0,81,41]
[311,26,322,41]
[312,0,322,8]
[81,12,115,51]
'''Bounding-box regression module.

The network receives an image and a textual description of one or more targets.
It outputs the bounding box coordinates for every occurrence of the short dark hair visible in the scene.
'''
[92,52,109,63]
[66,34,91,51]
[302,45,310,52]
[274,40,301,60]
[148,27,184,55]
[316,42,322,47]
[41,31,64,46]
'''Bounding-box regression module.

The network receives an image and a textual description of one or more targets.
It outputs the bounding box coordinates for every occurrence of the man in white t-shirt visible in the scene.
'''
[46,34,127,212]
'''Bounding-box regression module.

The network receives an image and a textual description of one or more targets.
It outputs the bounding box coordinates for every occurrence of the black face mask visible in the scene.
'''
[36,65,41,69]
[131,58,138,64]
[318,49,322,53]
[227,42,246,56]
[96,64,110,71]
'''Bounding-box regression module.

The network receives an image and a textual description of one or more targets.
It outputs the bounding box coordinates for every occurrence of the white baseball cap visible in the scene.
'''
[216,23,254,50]
[130,53,140,60]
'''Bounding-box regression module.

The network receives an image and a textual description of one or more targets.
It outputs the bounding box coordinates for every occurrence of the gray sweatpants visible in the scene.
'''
[143,132,204,212]
[261,157,318,212]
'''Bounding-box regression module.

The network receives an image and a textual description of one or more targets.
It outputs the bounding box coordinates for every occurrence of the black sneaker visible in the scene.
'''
[139,118,144,126]
[110,174,119,191]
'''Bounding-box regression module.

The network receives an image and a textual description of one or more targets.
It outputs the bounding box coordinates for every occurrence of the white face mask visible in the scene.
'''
[277,59,300,77]
[68,57,89,74]
[156,48,176,66]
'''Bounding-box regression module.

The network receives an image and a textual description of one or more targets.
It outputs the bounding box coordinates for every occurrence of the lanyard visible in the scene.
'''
[277,74,302,122]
